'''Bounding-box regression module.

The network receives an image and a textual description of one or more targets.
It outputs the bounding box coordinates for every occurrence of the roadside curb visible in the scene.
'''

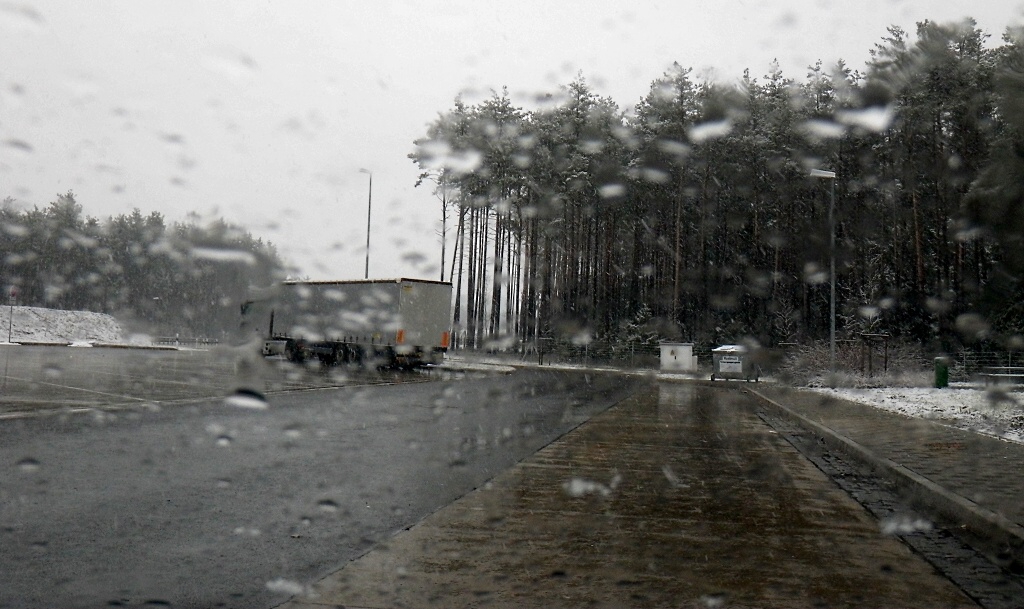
[747,387,1024,570]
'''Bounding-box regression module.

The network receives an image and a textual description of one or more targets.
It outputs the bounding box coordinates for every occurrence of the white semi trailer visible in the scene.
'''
[262,278,453,368]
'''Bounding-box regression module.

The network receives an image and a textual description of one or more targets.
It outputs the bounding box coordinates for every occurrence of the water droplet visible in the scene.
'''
[0,3,45,31]
[955,313,990,341]
[701,593,728,608]
[2,139,33,154]
[880,515,932,536]
[204,51,260,82]
[656,139,690,158]
[662,465,689,488]
[688,119,732,143]
[598,183,626,199]
[215,435,233,448]
[317,499,339,513]
[224,389,268,410]
[802,262,827,285]
[265,578,307,596]
[836,105,894,133]
[17,457,40,473]
[415,139,483,175]
[638,166,670,184]
[401,251,428,266]
[192,247,257,265]
[801,118,846,139]
[858,305,880,319]
[562,478,611,498]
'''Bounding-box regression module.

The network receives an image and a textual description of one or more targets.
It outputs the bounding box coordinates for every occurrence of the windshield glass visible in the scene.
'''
[3,2,1024,607]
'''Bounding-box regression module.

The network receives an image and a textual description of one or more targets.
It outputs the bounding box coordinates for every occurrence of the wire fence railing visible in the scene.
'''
[949,350,1024,382]
[153,336,221,348]
[451,339,710,370]
[451,339,1024,384]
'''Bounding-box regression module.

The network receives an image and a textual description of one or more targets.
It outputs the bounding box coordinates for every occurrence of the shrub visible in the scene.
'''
[777,340,931,388]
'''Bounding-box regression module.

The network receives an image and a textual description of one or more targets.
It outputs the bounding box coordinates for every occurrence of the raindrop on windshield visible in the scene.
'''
[16,457,40,473]
[317,499,340,513]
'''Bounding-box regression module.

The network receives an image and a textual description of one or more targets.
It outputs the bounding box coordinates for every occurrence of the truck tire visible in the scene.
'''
[286,341,306,363]
[321,346,340,366]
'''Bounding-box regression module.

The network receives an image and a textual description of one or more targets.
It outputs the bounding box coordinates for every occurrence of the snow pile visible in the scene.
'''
[811,385,1024,444]
[0,305,124,344]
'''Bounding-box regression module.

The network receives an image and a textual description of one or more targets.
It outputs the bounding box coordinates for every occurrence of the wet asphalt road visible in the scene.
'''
[0,366,644,609]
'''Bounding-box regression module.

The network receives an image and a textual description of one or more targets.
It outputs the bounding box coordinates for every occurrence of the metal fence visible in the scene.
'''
[453,339,1024,383]
[153,336,220,348]
[453,339,718,370]
[949,350,1024,382]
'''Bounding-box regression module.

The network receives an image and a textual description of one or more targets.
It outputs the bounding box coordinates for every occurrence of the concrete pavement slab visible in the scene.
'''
[279,382,974,608]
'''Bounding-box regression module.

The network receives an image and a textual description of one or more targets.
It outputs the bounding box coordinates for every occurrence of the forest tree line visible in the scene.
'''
[0,192,283,338]
[411,19,1024,353]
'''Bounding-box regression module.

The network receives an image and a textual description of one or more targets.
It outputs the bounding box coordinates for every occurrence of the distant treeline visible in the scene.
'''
[0,192,283,338]
[411,19,1024,352]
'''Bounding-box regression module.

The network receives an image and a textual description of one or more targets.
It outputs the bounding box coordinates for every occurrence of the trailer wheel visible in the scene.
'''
[321,347,340,366]
[286,341,306,363]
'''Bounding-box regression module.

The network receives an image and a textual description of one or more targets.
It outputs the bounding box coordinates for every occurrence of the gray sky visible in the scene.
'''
[2,0,1022,280]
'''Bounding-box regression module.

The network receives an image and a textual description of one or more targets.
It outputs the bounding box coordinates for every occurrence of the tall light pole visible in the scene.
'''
[7,287,15,344]
[359,168,372,279]
[810,168,837,386]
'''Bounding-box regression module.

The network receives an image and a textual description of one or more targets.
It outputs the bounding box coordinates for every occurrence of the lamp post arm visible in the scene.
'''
[364,173,372,279]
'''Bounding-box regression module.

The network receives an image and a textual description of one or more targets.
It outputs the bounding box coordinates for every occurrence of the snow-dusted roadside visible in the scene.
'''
[0,306,123,344]
[809,385,1024,444]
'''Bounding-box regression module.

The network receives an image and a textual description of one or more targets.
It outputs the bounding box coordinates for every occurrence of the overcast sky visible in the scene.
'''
[2,0,1022,281]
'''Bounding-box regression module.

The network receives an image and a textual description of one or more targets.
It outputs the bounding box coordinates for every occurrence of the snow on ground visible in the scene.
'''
[810,384,1024,444]
[0,305,124,344]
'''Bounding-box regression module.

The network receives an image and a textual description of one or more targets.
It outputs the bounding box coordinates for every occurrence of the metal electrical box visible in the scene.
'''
[711,344,758,381]
[660,342,697,372]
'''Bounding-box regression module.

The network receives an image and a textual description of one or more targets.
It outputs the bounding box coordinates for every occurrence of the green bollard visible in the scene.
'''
[934,357,949,388]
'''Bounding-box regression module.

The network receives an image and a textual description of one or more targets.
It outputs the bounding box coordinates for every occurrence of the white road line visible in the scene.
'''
[0,375,147,402]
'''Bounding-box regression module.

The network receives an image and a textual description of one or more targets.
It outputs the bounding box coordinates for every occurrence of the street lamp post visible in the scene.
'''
[811,168,837,386]
[7,288,15,344]
[359,169,373,279]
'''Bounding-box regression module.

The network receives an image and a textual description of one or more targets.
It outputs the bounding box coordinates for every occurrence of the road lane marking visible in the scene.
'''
[0,374,148,402]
